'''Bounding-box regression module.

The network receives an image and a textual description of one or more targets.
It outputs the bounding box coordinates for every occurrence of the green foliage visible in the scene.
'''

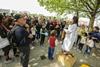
[38,0,70,15]
[38,0,100,15]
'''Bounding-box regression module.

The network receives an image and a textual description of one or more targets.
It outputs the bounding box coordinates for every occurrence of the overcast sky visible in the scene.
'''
[0,0,56,16]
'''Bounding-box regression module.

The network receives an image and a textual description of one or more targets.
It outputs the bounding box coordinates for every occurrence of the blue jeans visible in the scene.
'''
[36,31,40,39]
[48,47,55,60]
[84,45,92,55]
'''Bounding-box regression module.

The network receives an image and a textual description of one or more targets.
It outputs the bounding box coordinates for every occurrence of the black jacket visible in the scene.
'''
[14,25,30,46]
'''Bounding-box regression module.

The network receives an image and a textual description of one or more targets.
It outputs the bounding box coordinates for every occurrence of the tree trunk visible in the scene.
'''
[89,15,95,32]
[76,11,79,19]
[75,10,79,23]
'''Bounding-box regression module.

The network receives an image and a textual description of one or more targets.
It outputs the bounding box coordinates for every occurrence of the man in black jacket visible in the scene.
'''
[14,14,31,67]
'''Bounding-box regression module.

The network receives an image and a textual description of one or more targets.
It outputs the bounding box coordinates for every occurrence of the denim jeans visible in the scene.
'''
[84,45,92,55]
[36,31,40,39]
[18,46,30,67]
[40,35,45,46]
[48,47,55,60]
[78,43,84,51]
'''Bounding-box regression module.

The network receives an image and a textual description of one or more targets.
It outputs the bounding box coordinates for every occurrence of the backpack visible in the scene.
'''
[7,26,19,46]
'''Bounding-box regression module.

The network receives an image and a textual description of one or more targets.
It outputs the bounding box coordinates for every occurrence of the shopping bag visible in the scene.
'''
[0,37,10,49]
[45,32,48,36]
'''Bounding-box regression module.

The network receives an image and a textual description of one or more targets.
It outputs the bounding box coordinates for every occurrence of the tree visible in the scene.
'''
[79,0,100,31]
[38,0,100,31]
[38,0,81,15]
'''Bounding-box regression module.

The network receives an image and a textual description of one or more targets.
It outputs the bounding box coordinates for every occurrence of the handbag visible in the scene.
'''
[45,32,48,36]
[0,37,10,49]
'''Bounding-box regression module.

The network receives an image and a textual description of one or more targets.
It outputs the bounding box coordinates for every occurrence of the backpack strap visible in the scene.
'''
[7,25,20,44]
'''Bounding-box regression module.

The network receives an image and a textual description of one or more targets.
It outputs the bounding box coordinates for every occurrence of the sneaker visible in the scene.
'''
[85,55,88,59]
[15,63,21,67]
[4,60,12,64]
[33,63,38,66]
[28,64,31,67]
[14,53,19,57]
[96,56,100,59]
[40,45,44,48]
[31,47,35,50]
[49,57,54,61]
[92,53,96,57]
[79,51,82,53]
[51,57,54,60]
[4,57,13,63]
[74,47,77,50]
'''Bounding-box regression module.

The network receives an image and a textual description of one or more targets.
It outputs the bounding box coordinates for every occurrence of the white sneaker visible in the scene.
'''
[76,49,79,51]
[33,63,38,66]
[85,55,88,59]
[92,53,96,57]
[31,47,35,50]
[15,63,21,67]
[73,47,76,49]
[28,64,31,67]
[79,51,82,53]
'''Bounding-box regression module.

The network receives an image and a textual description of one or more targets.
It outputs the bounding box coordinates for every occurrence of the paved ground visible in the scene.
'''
[0,38,100,67]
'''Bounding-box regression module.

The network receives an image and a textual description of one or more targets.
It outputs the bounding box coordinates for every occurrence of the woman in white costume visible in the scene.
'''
[62,16,78,53]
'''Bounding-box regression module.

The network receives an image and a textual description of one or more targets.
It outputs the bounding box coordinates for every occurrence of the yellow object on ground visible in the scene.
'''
[80,64,90,67]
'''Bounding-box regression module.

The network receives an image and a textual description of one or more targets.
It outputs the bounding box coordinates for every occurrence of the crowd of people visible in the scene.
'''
[0,13,100,67]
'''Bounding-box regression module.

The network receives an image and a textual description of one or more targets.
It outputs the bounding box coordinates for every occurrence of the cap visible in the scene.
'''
[14,14,24,21]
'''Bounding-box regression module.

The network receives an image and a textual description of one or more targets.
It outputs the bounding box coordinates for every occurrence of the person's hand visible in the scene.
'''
[28,34,33,39]
[58,41,63,45]
[66,32,70,34]
[9,25,13,29]
[48,40,49,44]
[25,24,29,28]
[7,29,10,32]
[92,37,97,39]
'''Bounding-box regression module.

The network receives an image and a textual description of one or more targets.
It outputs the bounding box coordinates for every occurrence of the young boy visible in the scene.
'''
[78,33,87,53]
[84,36,94,55]
[48,30,56,60]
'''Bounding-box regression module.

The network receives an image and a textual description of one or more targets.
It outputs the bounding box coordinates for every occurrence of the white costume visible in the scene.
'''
[62,24,77,51]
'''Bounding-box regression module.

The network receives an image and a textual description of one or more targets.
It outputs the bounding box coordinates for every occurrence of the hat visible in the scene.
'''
[14,14,24,21]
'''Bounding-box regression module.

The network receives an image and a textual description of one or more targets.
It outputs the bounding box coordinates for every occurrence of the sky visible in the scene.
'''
[0,0,56,16]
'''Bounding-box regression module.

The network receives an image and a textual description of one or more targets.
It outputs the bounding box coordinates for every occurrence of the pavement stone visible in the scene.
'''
[0,38,100,67]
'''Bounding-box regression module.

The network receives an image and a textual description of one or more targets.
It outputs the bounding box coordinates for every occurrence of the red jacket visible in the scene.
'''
[49,36,56,48]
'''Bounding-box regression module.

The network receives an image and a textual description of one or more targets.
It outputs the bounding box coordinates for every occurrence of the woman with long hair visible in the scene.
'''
[62,16,78,54]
